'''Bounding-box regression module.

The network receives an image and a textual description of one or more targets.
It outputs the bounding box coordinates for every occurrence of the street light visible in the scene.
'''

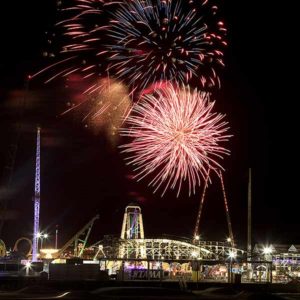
[263,246,273,255]
[40,233,48,249]
[228,251,236,283]
[262,246,273,283]
[25,261,31,276]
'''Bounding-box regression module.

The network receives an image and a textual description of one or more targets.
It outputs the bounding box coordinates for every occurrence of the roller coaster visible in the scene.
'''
[93,237,244,261]
[90,204,244,262]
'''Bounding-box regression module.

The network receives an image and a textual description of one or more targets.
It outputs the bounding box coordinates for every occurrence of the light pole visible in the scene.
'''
[25,261,31,276]
[263,246,273,283]
[37,233,48,251]
[228,251,236,283]
[55,225,58,249]
[40,233,48,249]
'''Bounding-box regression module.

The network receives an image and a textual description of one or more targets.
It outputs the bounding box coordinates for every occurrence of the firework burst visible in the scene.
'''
[120,84,231,196]
[107,0,227,92]
[32,0,117,83]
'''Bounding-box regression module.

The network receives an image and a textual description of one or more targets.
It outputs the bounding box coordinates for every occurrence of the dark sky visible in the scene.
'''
[0,1,297,250]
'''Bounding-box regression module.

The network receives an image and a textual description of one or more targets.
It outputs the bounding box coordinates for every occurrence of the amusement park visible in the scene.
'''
[0,129,299,285]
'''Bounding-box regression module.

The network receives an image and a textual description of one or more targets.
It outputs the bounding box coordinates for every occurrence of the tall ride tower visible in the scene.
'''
[120,204,145,259]
[32,127,41,262]
[247,168,252,260]
[121,204,144,240]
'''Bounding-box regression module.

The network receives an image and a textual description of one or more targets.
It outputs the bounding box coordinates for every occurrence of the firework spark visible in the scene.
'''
[107,0,227,92]
[120,84,231,196]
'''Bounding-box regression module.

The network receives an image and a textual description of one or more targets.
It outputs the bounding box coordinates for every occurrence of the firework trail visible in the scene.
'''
[120,84,231,196]
[107,0,227,92]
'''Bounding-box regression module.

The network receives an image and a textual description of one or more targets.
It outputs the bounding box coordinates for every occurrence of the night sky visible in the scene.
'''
[0,1,297,250]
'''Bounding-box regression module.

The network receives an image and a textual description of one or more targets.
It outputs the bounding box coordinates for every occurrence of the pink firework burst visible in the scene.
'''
[120,84,231,196]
